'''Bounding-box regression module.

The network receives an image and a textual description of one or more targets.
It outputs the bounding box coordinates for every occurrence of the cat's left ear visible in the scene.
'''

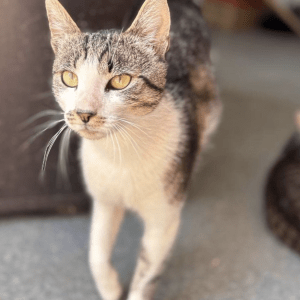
[125,0,171,58]
[45,0,81,53]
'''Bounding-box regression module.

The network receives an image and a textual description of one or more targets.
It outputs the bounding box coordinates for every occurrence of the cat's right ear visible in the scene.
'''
[45,0,81,53]
[125,0,171,58]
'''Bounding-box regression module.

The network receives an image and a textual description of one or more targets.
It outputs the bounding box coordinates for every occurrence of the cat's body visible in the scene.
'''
[45,0,221,299]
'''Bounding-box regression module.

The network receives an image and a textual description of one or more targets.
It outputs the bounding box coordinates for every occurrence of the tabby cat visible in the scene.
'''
[45,0,221,299]
[266,113,300,254]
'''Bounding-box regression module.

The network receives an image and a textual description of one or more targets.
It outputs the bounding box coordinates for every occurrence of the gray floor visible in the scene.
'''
[2,30,300,300]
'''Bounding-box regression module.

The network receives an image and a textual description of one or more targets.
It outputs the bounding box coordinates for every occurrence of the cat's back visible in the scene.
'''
[166,1,221,150]
[166,0,211,82]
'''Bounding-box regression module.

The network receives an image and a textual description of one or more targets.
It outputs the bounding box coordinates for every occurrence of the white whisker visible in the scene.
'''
[112,125,122,168]
[34,91,53,100]
[118,118,154,142]
[117,123,142,161]
[32,119,65,133]
[114,123,130,150]
[118,118,147,130]
[118,121,159,161]
[57,128,72,187]
[104,129,110,149]
[108,128,116,164]
[41,124,68,176]
[120,121,148,146]
[19,110,63,129]
[20,119,65,151]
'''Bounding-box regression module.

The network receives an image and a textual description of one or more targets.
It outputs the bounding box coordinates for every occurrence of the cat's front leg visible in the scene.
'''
[127,195,183,300]
[89,200,125,300]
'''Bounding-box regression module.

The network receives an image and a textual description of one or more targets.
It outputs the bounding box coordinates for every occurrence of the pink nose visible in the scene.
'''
[77,111,96,123]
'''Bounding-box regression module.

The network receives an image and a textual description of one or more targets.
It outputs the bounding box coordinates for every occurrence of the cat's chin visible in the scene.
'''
[76,129,106,140]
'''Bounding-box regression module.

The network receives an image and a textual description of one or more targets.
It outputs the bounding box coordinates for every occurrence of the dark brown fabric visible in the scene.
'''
[0,0,134,216]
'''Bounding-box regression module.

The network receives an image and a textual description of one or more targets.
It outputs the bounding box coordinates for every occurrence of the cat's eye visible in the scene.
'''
[62,71,78,88]
[109,74,131,90]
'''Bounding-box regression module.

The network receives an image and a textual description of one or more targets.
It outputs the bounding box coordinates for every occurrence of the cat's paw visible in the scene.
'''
[101,281,123,300]
[94,267,123,300]
[126,292,148,300]
[103,288,123,300]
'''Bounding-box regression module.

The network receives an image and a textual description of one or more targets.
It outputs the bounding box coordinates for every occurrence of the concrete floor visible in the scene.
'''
[1,30,300,300]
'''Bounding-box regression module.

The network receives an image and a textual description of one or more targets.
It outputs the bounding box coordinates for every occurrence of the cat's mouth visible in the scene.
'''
[69,124,106,140]
[65,112,109,139]
[76,123,120,140]
[78,128,106,140]
[65,112,127,141]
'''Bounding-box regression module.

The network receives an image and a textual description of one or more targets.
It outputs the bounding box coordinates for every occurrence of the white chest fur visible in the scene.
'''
[79,96,182,210]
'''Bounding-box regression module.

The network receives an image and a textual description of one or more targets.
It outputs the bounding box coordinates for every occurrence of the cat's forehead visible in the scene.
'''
[53,30,155,74]
[53,31,113,71]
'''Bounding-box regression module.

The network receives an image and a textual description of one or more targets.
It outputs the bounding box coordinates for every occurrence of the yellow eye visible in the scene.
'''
[110,74,131,90]
[62,71,78,88]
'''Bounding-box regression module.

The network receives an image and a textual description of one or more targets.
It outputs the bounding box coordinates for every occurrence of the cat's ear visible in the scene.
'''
[126,0,171,58]
[45,0,81,53]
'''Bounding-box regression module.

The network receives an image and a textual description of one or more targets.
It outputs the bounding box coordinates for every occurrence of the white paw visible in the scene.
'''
[126,292,145,300]
[102,282,122,300]
[93,267,123,300]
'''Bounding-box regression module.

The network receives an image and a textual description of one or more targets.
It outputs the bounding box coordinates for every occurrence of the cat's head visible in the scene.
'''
[45,0,170,140]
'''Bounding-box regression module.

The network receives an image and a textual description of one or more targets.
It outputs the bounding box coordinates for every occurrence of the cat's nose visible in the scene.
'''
[77,111,96,123]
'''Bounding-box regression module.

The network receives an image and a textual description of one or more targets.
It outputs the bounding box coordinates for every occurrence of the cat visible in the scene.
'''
[45,0,222,299]
[266,112,300,254]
